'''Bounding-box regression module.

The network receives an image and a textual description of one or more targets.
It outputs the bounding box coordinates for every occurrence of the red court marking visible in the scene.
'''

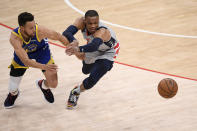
[49,41,66,48]
[0,23,66,49]
[0,22,197,82]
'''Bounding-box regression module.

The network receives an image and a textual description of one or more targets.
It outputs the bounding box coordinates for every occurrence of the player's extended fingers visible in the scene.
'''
[67,47,77,54]
[65,49,73,56]
[65,46,73,53]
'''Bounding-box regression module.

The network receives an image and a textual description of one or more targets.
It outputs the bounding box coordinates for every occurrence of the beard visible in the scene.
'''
[24,30,34,38]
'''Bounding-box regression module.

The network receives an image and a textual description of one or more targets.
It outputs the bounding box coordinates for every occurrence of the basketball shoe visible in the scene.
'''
[36,79,54,103]
[67,86,80,109]
[4,90,19,109]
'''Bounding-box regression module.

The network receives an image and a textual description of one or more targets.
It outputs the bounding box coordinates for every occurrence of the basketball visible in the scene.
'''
[157,78,178,98]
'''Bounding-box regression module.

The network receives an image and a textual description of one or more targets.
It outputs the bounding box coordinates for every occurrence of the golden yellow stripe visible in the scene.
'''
[18,28,31,44]
[9,59,28,69]
[36,24,41,42]
[9,56,54,69]
[12,31,20,37]
[47,56,55,64]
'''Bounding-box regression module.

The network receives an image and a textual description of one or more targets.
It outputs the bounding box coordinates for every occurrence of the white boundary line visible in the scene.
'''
[64,0,197,39]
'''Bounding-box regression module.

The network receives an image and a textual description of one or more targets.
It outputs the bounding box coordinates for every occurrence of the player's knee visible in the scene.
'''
[82,68,90,74]
[8,66,25,93]
[83,77,97,89]
[96,59,113,72]
[82,61,93,74]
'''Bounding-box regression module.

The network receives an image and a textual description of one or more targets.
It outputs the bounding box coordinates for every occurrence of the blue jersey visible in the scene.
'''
[11,24,54,68]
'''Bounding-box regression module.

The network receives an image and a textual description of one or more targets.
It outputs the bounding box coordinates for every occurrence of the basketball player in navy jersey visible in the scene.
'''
[63,10,120,109]
[4,12,69,108]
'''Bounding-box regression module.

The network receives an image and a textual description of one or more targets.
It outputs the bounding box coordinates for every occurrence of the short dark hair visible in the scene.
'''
[18,12,34,26]
[85,10,99,18]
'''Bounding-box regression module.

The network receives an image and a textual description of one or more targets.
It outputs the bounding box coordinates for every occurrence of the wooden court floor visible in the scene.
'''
[0,0,197,130]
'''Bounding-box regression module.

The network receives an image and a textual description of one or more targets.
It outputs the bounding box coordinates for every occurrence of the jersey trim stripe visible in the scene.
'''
[35,24,41,42]
[11,31,20,37]
[10,60,29,69]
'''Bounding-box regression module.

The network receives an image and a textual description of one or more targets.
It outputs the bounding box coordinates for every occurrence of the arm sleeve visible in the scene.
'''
[62,25,78,42]
[79,37,103,52]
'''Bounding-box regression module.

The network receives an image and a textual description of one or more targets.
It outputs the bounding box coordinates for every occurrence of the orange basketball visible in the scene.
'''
[158,78,178,98]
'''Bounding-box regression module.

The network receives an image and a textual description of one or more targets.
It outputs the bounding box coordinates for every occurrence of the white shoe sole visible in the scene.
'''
[4,105,15,109]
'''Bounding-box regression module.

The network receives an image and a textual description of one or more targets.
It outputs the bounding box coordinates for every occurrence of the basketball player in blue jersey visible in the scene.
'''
[4,12,69,109]
[63,10,120,109]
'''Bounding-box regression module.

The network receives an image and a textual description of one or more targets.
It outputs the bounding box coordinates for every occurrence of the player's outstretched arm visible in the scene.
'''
[65,28,111,57]
[37,25,69,46]
[78,28,110,52]
[63,17,86,60]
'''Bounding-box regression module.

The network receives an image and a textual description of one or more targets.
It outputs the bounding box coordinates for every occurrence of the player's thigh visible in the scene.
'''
[90,59,113,79]
[94,59,113,72]
[82,61,94,74]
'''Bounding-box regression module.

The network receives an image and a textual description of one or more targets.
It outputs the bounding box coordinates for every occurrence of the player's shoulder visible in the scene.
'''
[97,26,108,32]
[76,17,84,22]
[10,31,23,47]
[36,24,45,32]
[36,24,48,37]
[95,26,109,35]
[11,31,21,41]
[97,23,109,32]
[32,24,48,42]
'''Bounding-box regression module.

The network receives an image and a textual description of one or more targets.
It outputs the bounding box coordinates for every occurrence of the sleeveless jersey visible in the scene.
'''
[12,24,48,53]
[11,24,53,68]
